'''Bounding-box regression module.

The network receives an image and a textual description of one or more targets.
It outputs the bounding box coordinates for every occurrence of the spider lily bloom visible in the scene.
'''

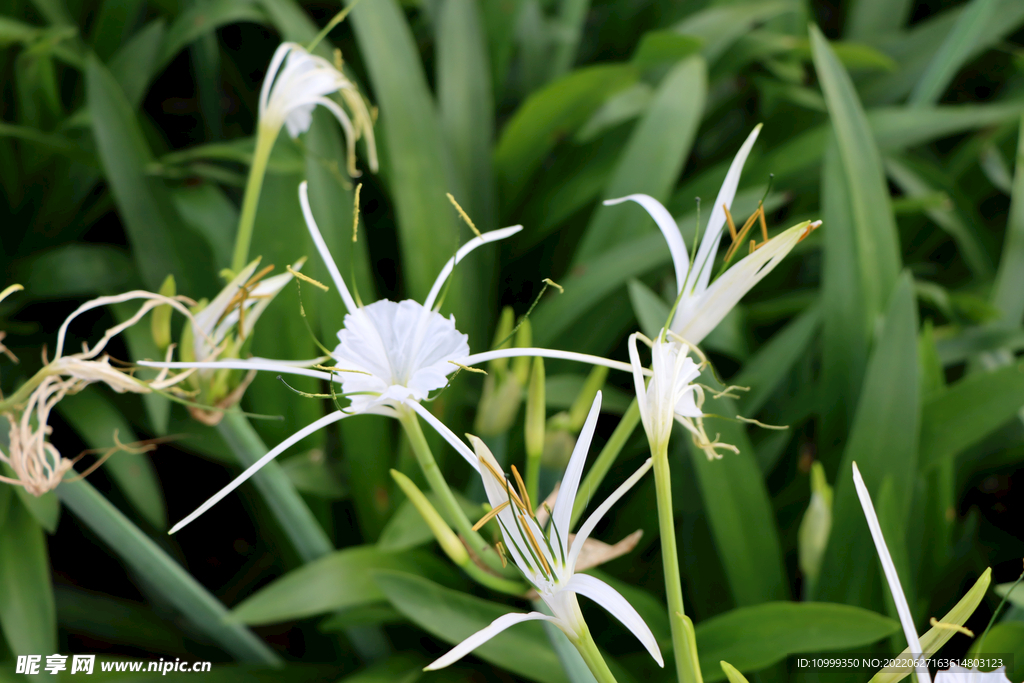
[628,329,736,461]
[424,392,663,677]
[0,291,197,495]
[603,126,820,346]
[259,42,377,176]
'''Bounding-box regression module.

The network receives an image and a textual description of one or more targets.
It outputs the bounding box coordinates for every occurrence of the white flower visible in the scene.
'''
[259,42,377,176]
[935,666,1011,683]
[628,330,736,460]
[422,392,663,670]
[603,126,820,346]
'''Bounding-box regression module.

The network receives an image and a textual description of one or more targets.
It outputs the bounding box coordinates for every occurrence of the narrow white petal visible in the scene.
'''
[628,333,653,437]
[169,410,348,534]
[405,400,480,471]
[568,458,653,570]
[298,181,360,314]
[461,347,643,376]
[551,392,602,545]
[672,222,805,344]
[604,194,689,295]
[852,462,931,683]
[259,43,295,118]
[137,358,334,383]
[685,124,762,297]
[564,573,664,667]
[422,225,523,312]
[424,612,558,670]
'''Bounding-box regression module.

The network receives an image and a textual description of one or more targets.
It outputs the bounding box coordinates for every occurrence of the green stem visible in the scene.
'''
[56,479,280,664]
[216,412,333,562]
[571,399,640,527]
[396,407,504,573]
[653,445,701,683]
[0,366,54,414]
[573,615,618,683]
[230,126,278,274]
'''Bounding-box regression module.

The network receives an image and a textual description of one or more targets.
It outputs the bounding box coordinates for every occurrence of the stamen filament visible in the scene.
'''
[473,501,511,531]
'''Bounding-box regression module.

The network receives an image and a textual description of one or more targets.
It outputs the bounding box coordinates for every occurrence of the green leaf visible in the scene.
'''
[631,31,703,70]
[171,183,238,269]
[685,371,788,606]
[673,0,796,65]
[495,64,637,208]
[56,479,280,663]
[918,357,1024,469]
[337,654,425,683]
[437,0,496,231]
[815,273,920,608]
[810,24,901,323]
[86,54,212,293]
[870,569,991,683]
[627,278,670,340]
[159,0,269,72]
[719,661,751,683]
[845,0,913,41]
[734,301,821,416]
[885,156,993,279]
[12,244,135,298]
[374,570,568,683]
[229,546,458,625]
[575,56,706,261]
[377,490,480,552]
[997,581,1024,609]
[107,18,166,109]
[992,116,1024,328]
[0,497,56,655]
[54,586,187,653]
[697,602,899,682]
[57,391,167,530]
[0,17,42,46]
[909,0,1000,106]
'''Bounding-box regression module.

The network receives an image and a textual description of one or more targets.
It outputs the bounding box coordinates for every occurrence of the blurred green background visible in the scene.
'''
[1,0,1024,680]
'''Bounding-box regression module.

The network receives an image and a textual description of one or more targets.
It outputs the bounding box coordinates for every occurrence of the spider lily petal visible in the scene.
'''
[424,612,558,671]
[852,462,931,683]
[563,573,664,667]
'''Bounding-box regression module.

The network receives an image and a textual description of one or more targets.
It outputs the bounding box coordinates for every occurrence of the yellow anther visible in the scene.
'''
[724,204,737,240]
[510,465,533,519]
[448,360,486,374]
[496,541,508,568]
[477,455,527,512]
[542,278,563,293]
[472,501,510,531]
[520,514,551,576]
[352,183,362,243]
[287,266,329,292]
[929,618,974,637]
[446,193,481,237]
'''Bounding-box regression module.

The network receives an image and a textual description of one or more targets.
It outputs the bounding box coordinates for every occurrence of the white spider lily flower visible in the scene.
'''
[628,329,736,460]
[853,462,932,683]
[935,667,1011,682]
[423,392,663,672]
[259,42,377,176]
[603,126,820,345]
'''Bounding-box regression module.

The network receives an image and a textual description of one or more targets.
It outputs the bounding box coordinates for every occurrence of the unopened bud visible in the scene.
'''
[151,275,175,351]
[474,373,522,437]
[390,469,468,567]
[798,461,832,584]
[568,366,608,431]
[525,357,545,462]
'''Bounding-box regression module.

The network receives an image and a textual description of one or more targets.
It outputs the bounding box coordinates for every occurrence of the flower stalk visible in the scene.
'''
[231,128,277,274]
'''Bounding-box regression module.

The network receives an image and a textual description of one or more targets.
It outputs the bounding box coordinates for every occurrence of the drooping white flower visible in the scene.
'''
[259,42,377,176]
[422,392,663,671]
[935,666,1011,682]
[627,329,736,460]
[603,125,820,346]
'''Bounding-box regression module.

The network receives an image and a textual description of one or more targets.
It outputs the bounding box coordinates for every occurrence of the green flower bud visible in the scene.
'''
[798,461,833,586]
[391,469,468,567]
